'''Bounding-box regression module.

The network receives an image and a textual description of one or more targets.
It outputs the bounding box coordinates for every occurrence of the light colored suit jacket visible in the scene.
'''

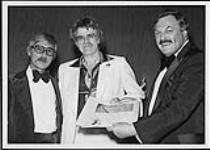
[58,54,144,144]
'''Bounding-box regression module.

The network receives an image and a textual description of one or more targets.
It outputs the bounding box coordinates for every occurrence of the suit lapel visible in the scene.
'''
[152,58,180,111]
[13,73,34,126]
[50,76,63,130]
[96,61,112,101]
[68,60,81,117]
[160,57,180,88]
[51,76,62,114]
[145,59,179,117]
[144,71,160,117]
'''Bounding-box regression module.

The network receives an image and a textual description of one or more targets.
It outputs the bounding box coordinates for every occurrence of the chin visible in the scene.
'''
[161,49,172,56]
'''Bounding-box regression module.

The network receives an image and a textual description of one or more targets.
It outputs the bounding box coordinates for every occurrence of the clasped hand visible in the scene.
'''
[106,97,138,139]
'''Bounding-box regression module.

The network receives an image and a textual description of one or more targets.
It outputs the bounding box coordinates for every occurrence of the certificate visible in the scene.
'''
[76,97,140,128]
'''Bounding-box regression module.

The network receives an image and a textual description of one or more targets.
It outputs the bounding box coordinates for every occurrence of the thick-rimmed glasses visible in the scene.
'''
[74,33,97,43]
[31,45,55,56]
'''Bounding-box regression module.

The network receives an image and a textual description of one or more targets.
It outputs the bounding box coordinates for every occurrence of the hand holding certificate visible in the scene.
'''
[76,97,140,128]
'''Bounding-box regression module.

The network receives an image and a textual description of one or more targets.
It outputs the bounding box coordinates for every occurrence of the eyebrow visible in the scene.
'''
[154,25,173,31]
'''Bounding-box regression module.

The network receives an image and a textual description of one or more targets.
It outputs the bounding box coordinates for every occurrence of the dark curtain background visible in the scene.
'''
[8,6,204,94]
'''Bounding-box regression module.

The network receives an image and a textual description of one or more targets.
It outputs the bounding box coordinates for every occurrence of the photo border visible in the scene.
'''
[2,1,210,149]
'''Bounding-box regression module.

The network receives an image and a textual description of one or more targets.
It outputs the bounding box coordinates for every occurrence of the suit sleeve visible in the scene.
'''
[58,65,64,105]
[119,57,145,100]
[134,53,204,143]
[119,57,145,116]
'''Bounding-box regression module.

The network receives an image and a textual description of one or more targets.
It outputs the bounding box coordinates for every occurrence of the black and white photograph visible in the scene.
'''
[2,1,209,149]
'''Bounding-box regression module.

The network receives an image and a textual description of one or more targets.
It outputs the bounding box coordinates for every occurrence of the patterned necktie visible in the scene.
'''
[32,70,50,83]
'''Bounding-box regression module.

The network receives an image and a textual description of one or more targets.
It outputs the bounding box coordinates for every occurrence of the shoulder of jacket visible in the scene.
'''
[106,54,126,62]
[59,58,79,68]
[12,70,26,80]
[9,70,26,86]
[184,48,204,65]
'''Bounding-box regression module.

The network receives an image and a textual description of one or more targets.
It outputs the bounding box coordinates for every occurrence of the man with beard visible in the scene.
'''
[107,9,204,144]
[58,17,145,144]
[8,33,63,143]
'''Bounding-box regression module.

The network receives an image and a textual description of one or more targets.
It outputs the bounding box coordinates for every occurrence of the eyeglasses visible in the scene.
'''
[31,45,56,56]
[74,33,97,43]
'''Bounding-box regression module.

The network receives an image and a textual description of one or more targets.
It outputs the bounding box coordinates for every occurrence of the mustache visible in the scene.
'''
[83,44,92,47]
[37,57,47,63]
[159,40,172,45]
[83,42,93,46]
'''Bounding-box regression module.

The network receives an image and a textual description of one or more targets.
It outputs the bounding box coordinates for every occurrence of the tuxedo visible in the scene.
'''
[8,69,63,143]
[134,42,204,143]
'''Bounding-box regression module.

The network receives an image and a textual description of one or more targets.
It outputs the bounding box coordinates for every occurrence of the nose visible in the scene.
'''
[83,36,89,43]
[159,32,165,41]
[41,50,48,56]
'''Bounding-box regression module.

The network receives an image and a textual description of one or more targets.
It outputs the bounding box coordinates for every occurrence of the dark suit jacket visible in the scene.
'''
[8,69,63,143]
[134,42,204,144]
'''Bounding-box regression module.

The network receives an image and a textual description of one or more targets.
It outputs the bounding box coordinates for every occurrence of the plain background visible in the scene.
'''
[8,6,204,94]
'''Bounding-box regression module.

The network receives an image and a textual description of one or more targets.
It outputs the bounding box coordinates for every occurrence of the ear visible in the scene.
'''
[182,30,188,40]
[26,48,31,57]
[96,35,100,45]
[97,31,102,43]
[97,39,100,45]
[52,55,56,60]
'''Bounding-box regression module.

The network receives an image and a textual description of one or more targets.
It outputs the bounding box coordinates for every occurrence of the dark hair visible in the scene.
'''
[70,17,104,42]
[69,17,107,55]
[153,9,189,35]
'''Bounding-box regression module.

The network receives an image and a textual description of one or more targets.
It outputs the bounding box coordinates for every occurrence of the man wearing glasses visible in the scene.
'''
[8,33,63,143]
[58,17,145,144]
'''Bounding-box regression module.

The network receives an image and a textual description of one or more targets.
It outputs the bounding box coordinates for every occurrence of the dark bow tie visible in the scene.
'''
[160,55,175,70]
[32,70,50,83]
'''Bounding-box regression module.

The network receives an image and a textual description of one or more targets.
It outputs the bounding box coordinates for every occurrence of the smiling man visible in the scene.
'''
[153,13,189,57]
[108,9,204,144]
[8,33,63,143]
[58,17,145,144]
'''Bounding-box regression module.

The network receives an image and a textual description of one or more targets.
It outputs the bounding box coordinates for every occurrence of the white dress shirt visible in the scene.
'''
[148,68,168,116]
[26,66,57,133]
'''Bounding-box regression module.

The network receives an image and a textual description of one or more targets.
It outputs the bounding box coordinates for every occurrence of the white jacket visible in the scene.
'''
[58,55,144,144]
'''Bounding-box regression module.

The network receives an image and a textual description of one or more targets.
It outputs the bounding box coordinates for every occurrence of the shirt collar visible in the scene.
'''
[69,52,112,67]
[26,65,34,82]
[174,39,189,57]
[79,51,105,67]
